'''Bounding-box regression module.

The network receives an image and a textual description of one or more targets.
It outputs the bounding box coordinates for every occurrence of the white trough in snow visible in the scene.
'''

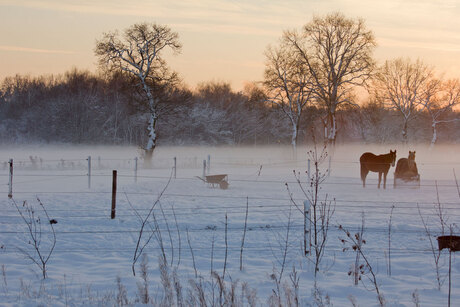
[393,174,420,188]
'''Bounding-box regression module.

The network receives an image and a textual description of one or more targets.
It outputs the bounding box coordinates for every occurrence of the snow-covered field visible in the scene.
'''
[0,144,459,306]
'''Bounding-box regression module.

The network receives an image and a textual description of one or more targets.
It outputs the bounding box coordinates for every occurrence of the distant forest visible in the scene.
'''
[1,69,459,146]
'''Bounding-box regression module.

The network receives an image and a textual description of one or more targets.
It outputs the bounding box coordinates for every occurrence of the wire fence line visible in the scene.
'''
[0,208,455,258]
[3,155,460,165]
[0,246,442,255]
[2,172,460,188]
[0,223,446,236]
[0,216,447,248]
[2,155,460,170]
[0,200,459,212]
[0,211,458,221]
[0,191,455,239]
[2,189,459,207]
[0,203,459,218]
[0,211,450,256]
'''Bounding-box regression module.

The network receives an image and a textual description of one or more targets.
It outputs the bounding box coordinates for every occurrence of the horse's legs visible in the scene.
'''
[361,165,369,188]
[383,171,387,189]
[362,171,369,188]
[378,172,382,189]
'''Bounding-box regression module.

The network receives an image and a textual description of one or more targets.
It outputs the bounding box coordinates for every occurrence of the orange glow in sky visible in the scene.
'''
[1,0,460,90]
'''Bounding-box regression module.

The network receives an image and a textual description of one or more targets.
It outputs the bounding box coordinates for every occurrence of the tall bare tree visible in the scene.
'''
[419,78,460,148]
[373,58,433,143]
[284,12,376,144]
[263,42,313,152]
[95,23,181,161]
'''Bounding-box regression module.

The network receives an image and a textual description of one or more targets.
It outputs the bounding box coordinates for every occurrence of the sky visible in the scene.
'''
[1,0,460,90]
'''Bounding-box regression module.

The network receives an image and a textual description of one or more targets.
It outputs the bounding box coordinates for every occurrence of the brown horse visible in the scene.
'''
[394,151,419,181]
[360,150,396,189]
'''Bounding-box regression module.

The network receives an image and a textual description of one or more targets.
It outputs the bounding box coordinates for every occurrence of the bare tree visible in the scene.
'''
[240,197,249,271]
[124,171,173,276]
[264,41,313,152]
[269,205,294,306]
[284,12,376,144]
[339,218,385,307]
[417,182,448,291]
[419,78,460,148]
[373,58,433,143]
[288,138,335,277]
[12,198,56,279]
[95,23,181,162]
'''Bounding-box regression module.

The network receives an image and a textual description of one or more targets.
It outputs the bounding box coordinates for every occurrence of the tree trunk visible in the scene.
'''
[144,111,157,166]
[143,81,158,165]
[402,119,408,144]
[291,123,297,154]
[327,110,337,145]
[430,122,437,149]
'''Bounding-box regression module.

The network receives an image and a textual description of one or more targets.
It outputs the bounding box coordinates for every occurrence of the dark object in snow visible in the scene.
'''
[359,150,397,189]
[49,219,58,225]
[196,174,229,189]
[438,235,460,307]
[437,236,460,252]
[394,151,420,188]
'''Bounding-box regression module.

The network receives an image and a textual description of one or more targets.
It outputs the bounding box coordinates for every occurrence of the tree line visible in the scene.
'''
[1,12,459,151]
[0,70,458,146]
[0,71,285,146]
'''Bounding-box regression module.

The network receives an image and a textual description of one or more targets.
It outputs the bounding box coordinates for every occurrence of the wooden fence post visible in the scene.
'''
[174,157,177,179]
[202,160,206,178]
[304,200,311,256]
[8,159,13,199]
[111,170,117,219]
[87,156,91,189]
[134,157,138,183]
[207,154,211,173]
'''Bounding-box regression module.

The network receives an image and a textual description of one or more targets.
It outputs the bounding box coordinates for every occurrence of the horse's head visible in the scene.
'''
[390,150,397,167]
[408,151,416,161]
